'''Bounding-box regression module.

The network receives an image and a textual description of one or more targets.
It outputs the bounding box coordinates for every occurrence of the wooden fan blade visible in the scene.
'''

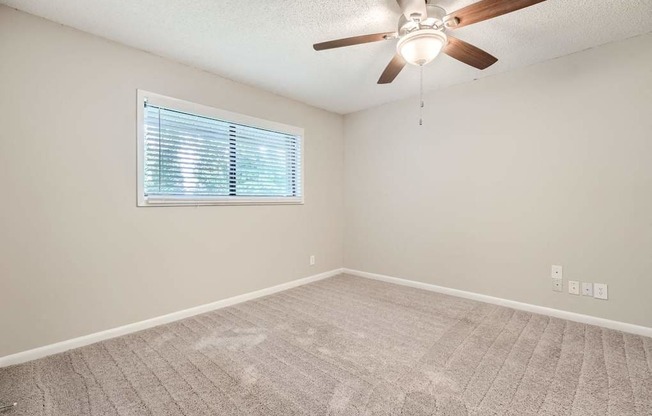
[443,36,497,70]
[446,0,546,29]
[313,32,395,51]
[378,54,407,84]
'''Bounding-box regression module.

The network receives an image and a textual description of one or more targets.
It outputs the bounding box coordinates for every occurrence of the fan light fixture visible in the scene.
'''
[397,29,447,66]
[313,0,548,122]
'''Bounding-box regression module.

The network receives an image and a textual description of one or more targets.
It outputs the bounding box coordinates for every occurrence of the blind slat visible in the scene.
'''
[144,103,301,199]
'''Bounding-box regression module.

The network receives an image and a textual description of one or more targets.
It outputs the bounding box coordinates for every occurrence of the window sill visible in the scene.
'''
[138,196,304,207]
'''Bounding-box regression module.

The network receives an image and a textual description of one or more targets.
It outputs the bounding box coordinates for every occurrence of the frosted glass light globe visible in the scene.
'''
[397,29,447,66]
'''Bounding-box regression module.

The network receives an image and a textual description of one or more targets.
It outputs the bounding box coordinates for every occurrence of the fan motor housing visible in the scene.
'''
[398,4,446,35]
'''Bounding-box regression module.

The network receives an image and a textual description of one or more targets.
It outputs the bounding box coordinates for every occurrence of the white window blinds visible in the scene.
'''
[139,93,303,206]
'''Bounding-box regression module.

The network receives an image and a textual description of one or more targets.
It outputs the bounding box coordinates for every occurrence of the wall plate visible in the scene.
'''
[581,282,593,296]
[552,277,563,292]
[594,283,608,300]
[551,265,563,279]
[568,280,579,295]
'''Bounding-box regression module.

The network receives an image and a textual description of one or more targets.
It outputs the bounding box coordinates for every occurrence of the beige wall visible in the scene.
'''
[0,6,344,357]
[2,5,651,359]
[345,33,652,327]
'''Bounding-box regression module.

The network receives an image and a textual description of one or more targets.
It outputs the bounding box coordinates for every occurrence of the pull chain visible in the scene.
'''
[419,65,424,126]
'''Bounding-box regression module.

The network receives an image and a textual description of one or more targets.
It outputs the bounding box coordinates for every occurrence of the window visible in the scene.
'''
[137,91,303,206]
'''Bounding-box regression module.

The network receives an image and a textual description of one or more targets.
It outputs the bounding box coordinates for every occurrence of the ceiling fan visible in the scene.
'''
[313,0,547,84]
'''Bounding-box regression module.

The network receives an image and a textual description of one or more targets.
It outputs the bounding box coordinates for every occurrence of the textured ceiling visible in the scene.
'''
[2,0,652,114]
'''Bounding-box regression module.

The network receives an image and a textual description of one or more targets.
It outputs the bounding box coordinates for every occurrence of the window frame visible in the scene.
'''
[136,90,305,207]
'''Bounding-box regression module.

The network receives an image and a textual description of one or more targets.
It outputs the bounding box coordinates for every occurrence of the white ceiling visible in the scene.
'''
[2,0,652,114]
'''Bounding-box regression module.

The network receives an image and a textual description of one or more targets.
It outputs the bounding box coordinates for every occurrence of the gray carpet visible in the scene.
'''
[1,274,651,415]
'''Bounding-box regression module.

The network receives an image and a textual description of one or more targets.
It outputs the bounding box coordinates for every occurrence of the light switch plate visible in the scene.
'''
[594,283,608,300]
[551,265,563,279]
[581,282,593,297]
[568,280,580,295]
[552,278,563,292]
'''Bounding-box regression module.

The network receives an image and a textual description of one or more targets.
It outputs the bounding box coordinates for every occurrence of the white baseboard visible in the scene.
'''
[4,267,649,368]
[343,268,652,338]
[0,268,343,368]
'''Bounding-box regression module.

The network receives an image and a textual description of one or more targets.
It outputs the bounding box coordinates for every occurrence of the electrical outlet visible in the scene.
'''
[581,282,593,297]
[594,283,608,300]
[568,280,580,295]
[551,265,563,279]
[552,278,563,292]
[309,255,315,266]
